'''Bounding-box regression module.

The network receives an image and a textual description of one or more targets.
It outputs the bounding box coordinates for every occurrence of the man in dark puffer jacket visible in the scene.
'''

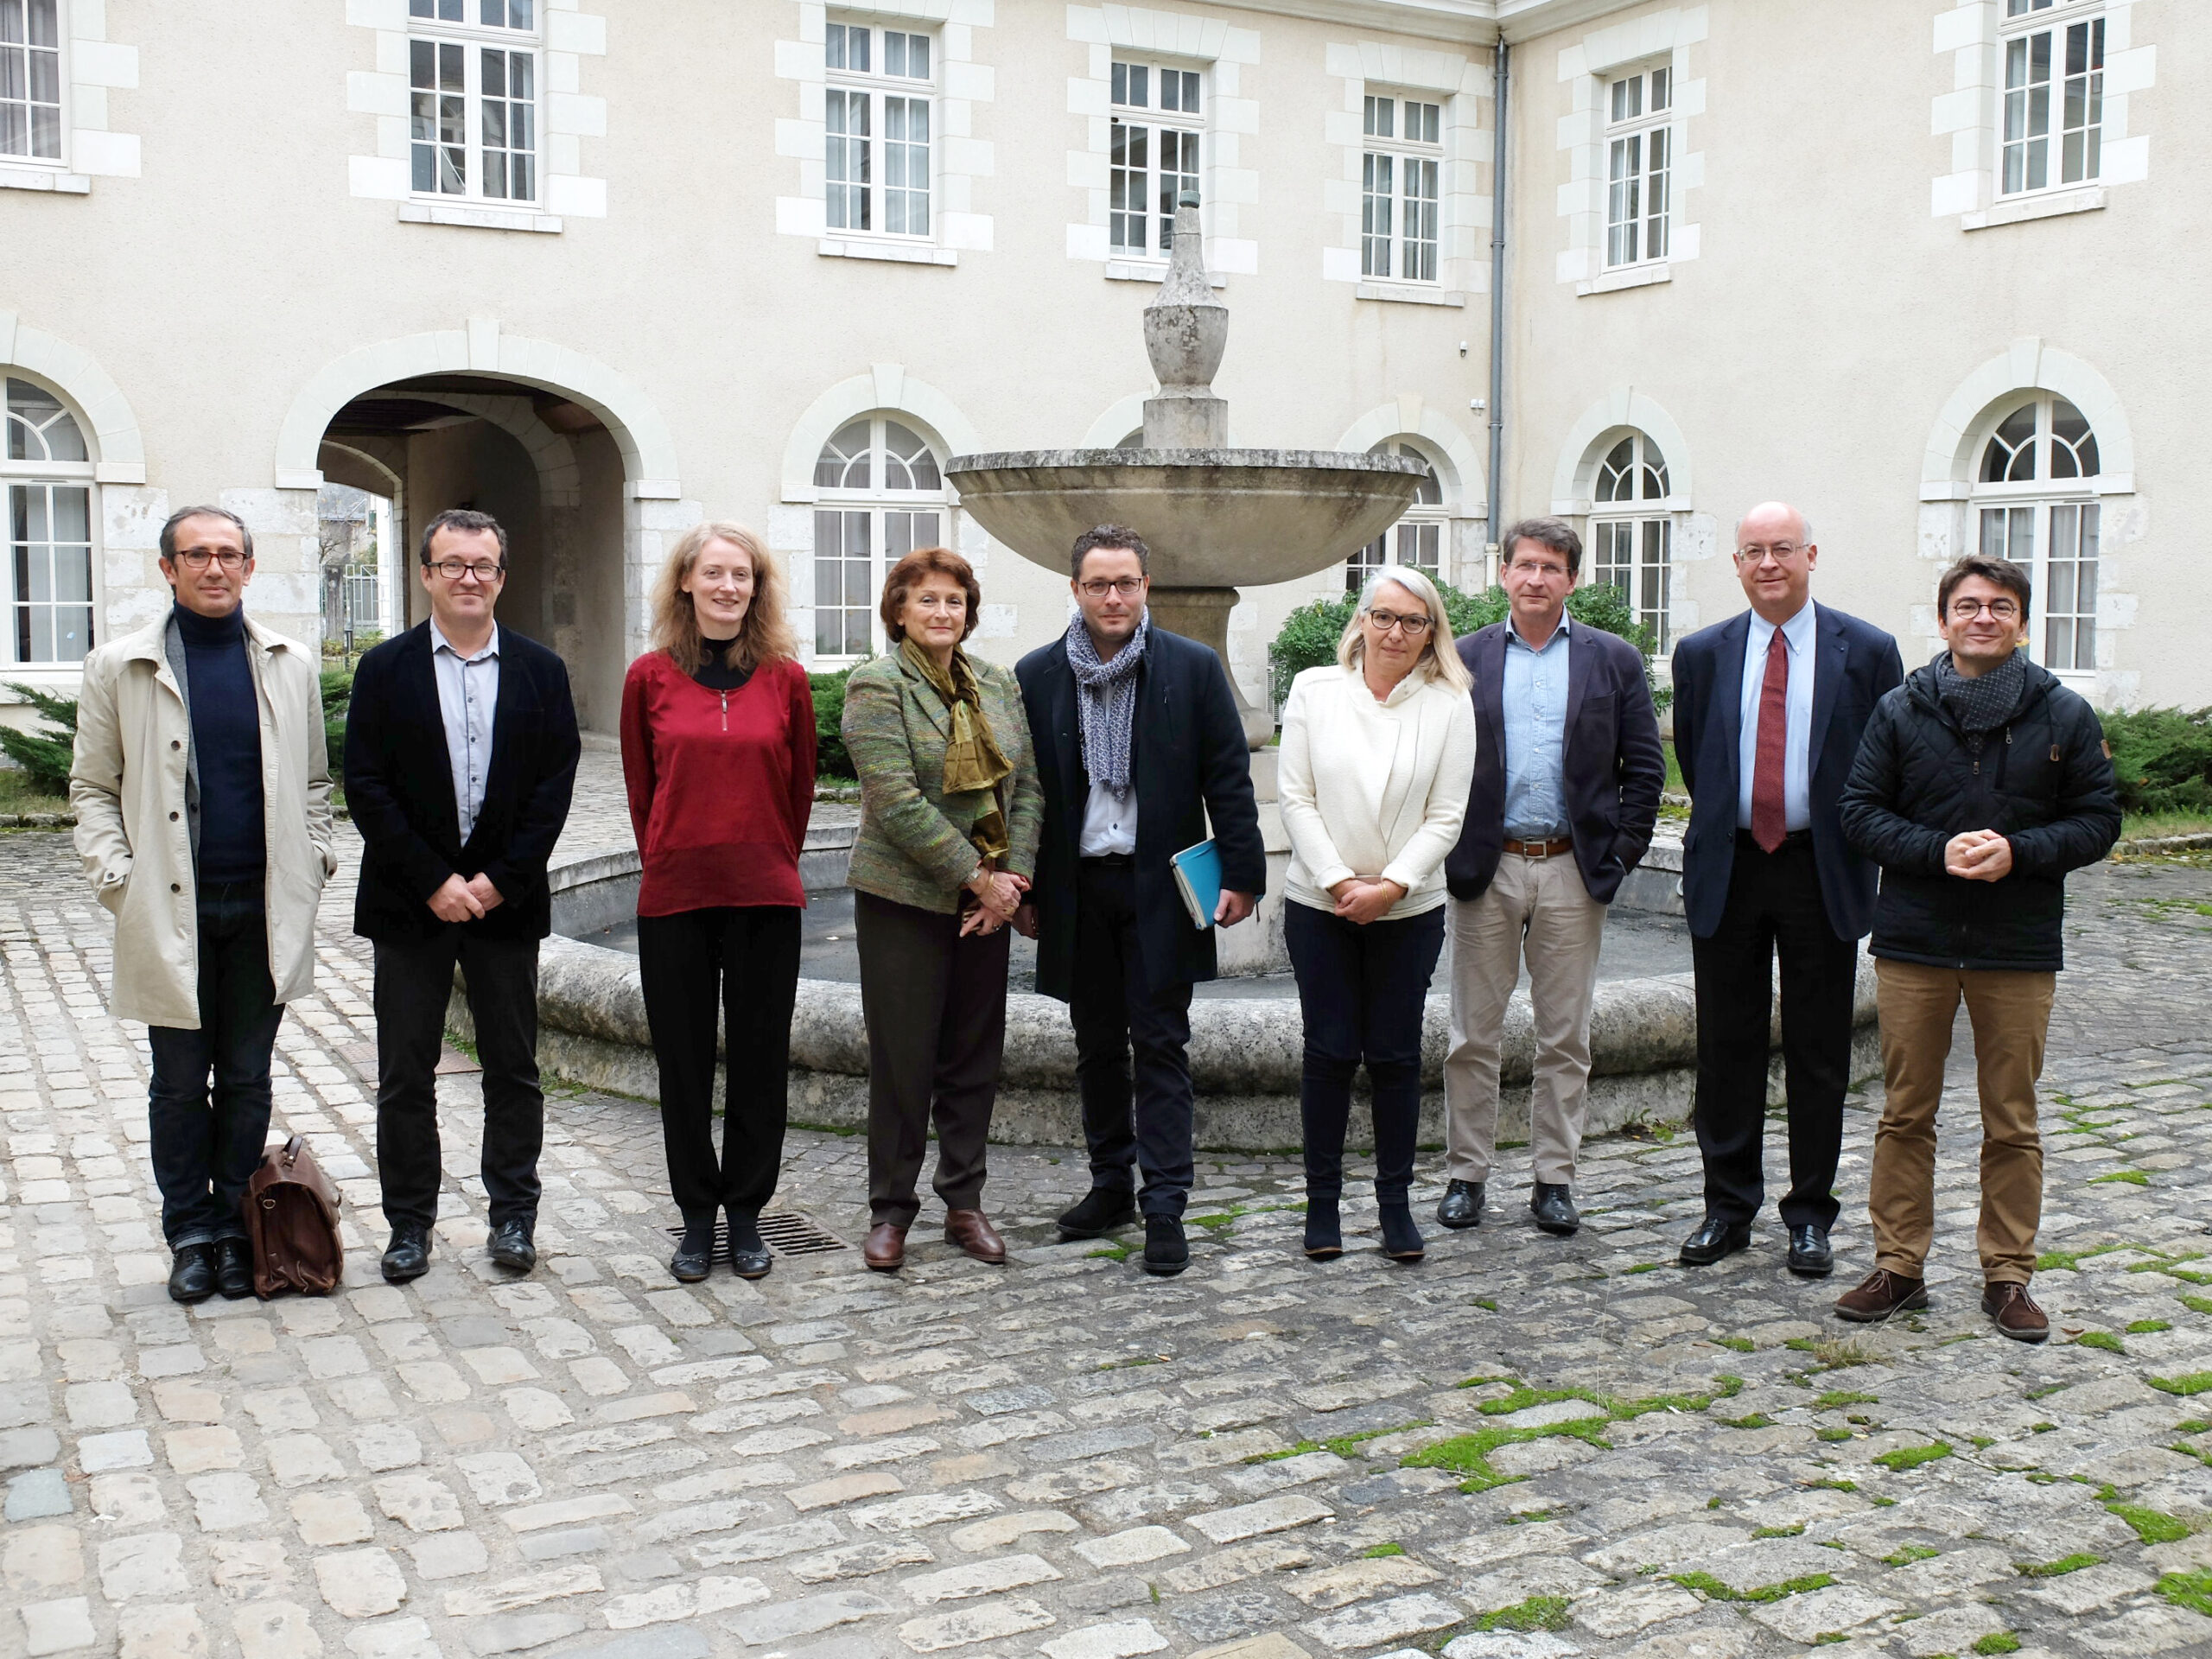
[1832,555,2120,1344]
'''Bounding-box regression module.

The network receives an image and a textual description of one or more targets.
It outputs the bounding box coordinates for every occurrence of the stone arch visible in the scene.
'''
[1548,389,1694,514]
[1335,397,1485,511]
[405,393,582,507]
[1921,339,2135,498]
[0,314,146,482]
[1083,394,1153,451]
[780,365,982,503]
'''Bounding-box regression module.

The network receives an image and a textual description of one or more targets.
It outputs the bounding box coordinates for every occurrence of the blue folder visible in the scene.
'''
[1170,839,1222,930]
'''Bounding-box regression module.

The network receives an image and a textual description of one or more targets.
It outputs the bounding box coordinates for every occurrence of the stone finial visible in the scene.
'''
[1141,194,1230,448]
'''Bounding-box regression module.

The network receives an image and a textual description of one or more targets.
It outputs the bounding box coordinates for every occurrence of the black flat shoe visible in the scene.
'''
[168,1243,217,1305]
[488,1217,537,1274]
[671,1213,715,1283]
[1531,1183,1580,1237]
[727,1211,772,1281]
[1436,1179,1484,1230]
[1142,1214,1189,1277]
[1678,1215,1751,1268]
[1303,1195,1343,1261]
[214,1237,256,1300]
[1057,1187,1138,1240]
[380,1226,431,1284]
[1379,1205,1426,1263]
[1786,1224,1834,1279]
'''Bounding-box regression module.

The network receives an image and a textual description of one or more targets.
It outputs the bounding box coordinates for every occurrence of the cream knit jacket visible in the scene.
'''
[1277,661,1478,920]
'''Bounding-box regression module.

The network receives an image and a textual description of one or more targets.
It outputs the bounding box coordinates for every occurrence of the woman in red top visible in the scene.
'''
[620,521,815,1283]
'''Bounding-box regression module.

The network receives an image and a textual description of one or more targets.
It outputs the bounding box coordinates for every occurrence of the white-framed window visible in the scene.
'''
[2000,0,2105,196]
[1589,431,1672,651]
[1359,94,1442,285]
[1605,66,1672,268]
[825,18,933,239]
[1973,394,2101,673]
[0,0,62,162]
[1110,59,1203,258]
[1347,442,1445,595]
[813,417,946,660]
[3,377,94,666]
[408,0,539,205]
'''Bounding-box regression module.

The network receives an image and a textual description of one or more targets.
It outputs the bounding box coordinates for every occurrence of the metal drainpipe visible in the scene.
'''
[1484,40,1510,575]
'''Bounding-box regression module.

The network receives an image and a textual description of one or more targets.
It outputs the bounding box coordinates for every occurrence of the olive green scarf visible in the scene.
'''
[901,638,1012,861]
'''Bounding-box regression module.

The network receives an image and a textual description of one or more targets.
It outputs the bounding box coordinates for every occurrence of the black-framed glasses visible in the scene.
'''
[1948,598,2020,620]
[429,559,507,581]
[1365,607,1433,636]
[1077,577,1146,598]
[171,550,247,571]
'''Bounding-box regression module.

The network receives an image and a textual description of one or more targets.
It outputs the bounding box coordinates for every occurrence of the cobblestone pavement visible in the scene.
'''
[6,823,2212,1659]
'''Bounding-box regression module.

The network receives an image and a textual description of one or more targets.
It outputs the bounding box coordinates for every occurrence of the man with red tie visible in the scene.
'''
[1669,503,1904,1277]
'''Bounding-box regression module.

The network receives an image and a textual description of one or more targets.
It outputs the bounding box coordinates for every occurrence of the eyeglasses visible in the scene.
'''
[1948,598,2020,620]
[1077,577,1146,598]
[170,550,247,572]
[1365,608,1433,636]
[1734,543,1805,563]
[429,559,506,582]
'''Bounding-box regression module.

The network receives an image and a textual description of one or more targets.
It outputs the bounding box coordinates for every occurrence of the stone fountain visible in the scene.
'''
[946,196,1427,746]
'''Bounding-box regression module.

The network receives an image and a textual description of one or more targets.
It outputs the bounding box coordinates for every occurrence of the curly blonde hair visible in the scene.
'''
[649,522,797,675]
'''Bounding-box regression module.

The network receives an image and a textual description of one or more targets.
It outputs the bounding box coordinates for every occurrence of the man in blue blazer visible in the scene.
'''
[1671,502,1902,1276]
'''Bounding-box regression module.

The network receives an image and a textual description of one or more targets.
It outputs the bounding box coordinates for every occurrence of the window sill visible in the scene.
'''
[1961,184,2105,231]
[818,238,957,267]
[1577,263,1670,296]
[1105,258,1228,289]
[1356,283,1466,308]
[398,201,563,234]
[0,163,90,194]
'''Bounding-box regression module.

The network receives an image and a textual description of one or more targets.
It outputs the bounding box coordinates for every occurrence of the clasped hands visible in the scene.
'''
[961,866,1029,937]
[1327,875,1407,925]
[1944,830,2014,883]
[428,872,505,923]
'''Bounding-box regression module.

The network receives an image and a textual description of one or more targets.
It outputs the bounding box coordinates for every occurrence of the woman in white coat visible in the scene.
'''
[1277,566,1476,1263]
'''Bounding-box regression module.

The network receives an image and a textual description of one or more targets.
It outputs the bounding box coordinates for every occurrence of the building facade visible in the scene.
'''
[0,0,2190,743]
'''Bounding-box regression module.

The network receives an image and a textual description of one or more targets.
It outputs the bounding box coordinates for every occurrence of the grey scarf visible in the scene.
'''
[1936,648,2026,737]
[1065,610,1148,796]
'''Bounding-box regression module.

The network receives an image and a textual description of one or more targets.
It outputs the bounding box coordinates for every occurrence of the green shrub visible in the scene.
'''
[319,667,353,781]
[2101,707,2212,817]
[0,683,78,797]
[810,667,856,779]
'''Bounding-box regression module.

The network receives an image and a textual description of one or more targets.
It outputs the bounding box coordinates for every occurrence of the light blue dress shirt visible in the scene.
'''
[1502,613,1571,840]
[429,620,501,844]
[1736,600,1816,833]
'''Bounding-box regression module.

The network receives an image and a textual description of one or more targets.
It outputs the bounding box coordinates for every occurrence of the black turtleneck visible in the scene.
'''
[174,603,265,885]
[693,636,753,693]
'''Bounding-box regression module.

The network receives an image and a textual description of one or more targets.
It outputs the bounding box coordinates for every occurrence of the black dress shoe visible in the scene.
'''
[1142,1214,1189,1277]
[381,1226,431,1284]
[213,1237,257,1300]
[1786,1224,1834,1279]
[728,1212,772,1281]
[489,1217,537,1273]
[1435,1179,1485,1230]
[1678,1215,1752,1267]
[1058,1187,1138,1239]
[1530,1183,1580,1237]
[168,1243,217,1305]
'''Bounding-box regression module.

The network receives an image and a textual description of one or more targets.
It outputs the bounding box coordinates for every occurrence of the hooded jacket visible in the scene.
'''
[1839,655,2120,971]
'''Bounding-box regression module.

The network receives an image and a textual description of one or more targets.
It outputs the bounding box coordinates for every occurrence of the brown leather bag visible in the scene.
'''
[243,1135,345,1297]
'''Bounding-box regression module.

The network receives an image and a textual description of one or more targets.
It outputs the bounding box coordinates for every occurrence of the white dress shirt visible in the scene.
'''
[1078,775,1137,856]
[429,619,500,843]
[1736,600,1816,833]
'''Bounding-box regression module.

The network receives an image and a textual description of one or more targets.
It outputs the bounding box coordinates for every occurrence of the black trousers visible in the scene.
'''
[1691,833,1859,1232]
[373,931,544,1234]
[146,883,283,1249]
[637,906,801,1221]
[855,889,1008,1228]
[1070,860,1198,1219]
[1286,899,1446,1204]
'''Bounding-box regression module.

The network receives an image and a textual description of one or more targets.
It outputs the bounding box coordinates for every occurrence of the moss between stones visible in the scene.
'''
[1405,1376,1745,1493]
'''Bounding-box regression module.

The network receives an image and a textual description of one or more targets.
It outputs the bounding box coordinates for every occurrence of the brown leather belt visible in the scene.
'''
[1502,836,1574,859]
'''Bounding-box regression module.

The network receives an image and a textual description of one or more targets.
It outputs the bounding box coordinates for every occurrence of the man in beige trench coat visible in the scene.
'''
[71,505,336,1304]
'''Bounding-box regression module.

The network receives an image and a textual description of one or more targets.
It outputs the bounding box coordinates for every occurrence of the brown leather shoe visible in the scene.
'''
[1983,1281,2050,1344]
[1834,1268,1929,1324]
[944,1209,1007,1264]
[863,1222,907,1274]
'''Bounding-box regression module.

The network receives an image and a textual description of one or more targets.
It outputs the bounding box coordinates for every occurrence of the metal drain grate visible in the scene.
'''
[662,1211,849,1258]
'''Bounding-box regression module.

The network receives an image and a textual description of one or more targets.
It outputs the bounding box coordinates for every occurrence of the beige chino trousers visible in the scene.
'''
[1868,957,2056,1286]
[1443,851,1607,1185]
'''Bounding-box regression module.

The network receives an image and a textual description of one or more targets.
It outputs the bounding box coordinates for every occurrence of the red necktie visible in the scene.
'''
[1751,632,1789,854]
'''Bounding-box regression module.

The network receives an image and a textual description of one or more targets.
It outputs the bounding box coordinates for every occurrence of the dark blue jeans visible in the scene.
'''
[1287,899,1446,1205]
[145,882,283,1249]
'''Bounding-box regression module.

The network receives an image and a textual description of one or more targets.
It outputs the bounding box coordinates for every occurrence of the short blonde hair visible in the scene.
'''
[1336,566,1470,692]
[650,522,797,675]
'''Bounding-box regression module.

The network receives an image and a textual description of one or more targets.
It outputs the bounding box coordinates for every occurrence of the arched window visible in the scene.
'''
[1588,429,1672,651]
[813,416,946,659]
[4,376,95,666]
[1346,440,1445,595]
[1974,393,2100,673]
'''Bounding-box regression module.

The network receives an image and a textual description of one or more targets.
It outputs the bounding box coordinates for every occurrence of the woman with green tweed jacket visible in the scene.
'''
[841,546,1043,1273]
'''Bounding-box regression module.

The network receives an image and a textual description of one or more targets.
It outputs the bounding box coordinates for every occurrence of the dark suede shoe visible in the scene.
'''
[1786,1224,1834,1279]
[1530,1183,1580,1237]
[168,1243,217,1305]
[213,1237,256,1300]
[1303,1195,1343,1261]
[1058,1187,1138,1239]
[1142,1214,1189,1277]
[380,1226,431,1284]
[488,1217,537,1274]
[728,1212,772,1281]
[1678,1215,1752,1267]
[1435,1179,1484,1230]
[1378,1204,1425,1263]
[1834,1268,1929,1324]
[1984,1281,2049,1344]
